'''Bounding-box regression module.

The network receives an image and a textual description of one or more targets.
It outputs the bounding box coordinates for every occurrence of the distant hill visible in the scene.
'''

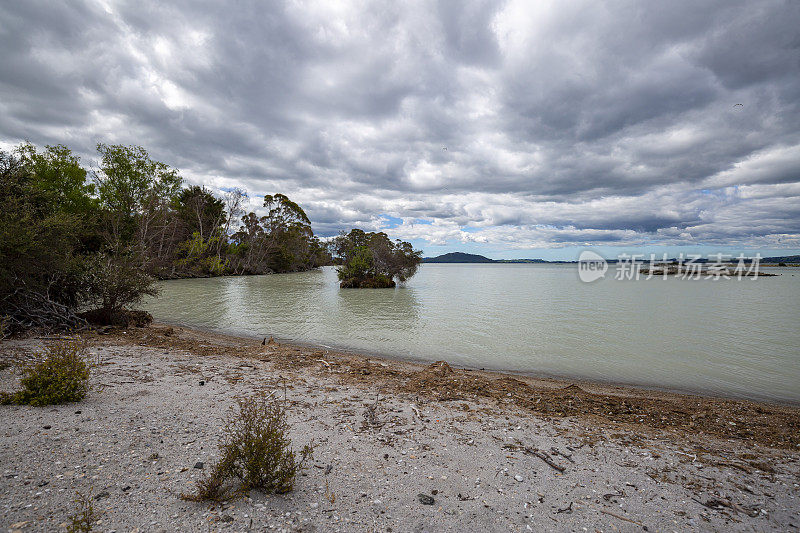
[423,252,550,263]
[422,252,800,265]
[423,252,495,263]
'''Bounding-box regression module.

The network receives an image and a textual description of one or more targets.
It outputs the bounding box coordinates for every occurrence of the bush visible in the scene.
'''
[66,490,99,533]
[184,394,313,501]
[1,338,91,406]
[82,250,159,325]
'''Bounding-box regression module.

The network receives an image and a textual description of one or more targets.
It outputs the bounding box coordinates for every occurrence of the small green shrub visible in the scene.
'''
[184,394,313,501]
[66,490,99,533]
[1,338,91,406]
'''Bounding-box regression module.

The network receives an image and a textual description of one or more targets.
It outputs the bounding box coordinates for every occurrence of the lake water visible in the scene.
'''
[144,264,800,404]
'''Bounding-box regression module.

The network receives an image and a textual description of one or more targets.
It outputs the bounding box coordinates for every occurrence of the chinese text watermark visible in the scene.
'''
[578,253,762,282]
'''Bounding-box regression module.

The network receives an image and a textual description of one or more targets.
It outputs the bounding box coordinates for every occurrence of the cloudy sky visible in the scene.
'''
[2,1,799,259]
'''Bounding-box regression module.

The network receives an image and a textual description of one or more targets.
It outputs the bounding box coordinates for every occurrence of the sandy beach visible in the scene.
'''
[1,324,799,532]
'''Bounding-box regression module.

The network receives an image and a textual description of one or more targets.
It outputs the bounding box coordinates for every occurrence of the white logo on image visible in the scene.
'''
[578,250,608,282]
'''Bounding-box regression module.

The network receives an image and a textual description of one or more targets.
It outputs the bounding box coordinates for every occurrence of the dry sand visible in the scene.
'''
[1,325,799,532]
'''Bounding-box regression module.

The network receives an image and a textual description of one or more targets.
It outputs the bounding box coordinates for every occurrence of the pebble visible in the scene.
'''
[515,475,524,482]
[418,493,435,505]
[194,462,204,469]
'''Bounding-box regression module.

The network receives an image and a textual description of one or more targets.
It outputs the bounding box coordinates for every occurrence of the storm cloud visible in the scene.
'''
[1,0,799,255]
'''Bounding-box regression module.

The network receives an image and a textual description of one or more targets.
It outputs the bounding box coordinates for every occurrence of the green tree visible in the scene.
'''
[229,194,328,274]
[17,143,98,215]
[334,230,421,288]
[94,143,182,248]
[82,250,159,324]
[0,149,92,333]
[174,185,225,242]
[174,231,228,276]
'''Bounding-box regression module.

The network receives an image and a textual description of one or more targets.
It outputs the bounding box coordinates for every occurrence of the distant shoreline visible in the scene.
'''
[423,250,800,264]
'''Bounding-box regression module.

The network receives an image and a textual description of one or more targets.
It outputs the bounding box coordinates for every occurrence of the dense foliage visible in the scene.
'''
[333,229,422,288]
[0,142,330,334]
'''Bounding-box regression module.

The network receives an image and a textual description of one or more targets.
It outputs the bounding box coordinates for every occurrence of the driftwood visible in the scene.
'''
[362,391,383,428]
[524,447,566,473]
[692,497,760,517]
[599,508,644,527]
[499,442,568,472]
[555,502,573,514]
[551,447,575,463]
[1,285,89,337]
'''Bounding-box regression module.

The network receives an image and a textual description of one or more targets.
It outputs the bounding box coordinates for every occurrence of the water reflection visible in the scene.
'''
[145,264,800,403]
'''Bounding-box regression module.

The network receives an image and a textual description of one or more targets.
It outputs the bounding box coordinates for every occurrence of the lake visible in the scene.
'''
[144,264,800,404]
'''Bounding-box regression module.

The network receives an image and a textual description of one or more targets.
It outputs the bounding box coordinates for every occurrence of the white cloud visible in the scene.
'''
[0,0,798,253]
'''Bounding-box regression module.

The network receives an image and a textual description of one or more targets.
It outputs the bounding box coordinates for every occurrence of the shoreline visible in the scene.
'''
[102,323,800,450]
[147,318,800,408]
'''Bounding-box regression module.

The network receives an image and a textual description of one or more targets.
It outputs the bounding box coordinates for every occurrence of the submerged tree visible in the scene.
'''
[333,229,422,288]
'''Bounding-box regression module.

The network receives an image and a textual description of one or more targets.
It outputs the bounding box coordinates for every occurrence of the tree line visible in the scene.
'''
[0,142,330,333]
[1,141,423,335]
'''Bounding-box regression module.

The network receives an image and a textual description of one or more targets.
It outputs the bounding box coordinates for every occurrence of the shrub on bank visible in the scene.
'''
[1,338,91,406]
[184,393,313,501]
[79,308,153,328]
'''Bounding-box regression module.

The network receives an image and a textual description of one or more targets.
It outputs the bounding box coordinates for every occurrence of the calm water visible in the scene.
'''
[144,264,800,403]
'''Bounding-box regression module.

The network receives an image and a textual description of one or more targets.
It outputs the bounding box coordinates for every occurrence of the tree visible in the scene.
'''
[333,230,422,288]
[174,231,228,277]
[1,143,166,332]
[2,139,332,335]
[174,185,225,242]
[229,194,328,274]
[94,143,182,251]
[0,148,93,333]
[216,188,246,257]
[17,143,97,215]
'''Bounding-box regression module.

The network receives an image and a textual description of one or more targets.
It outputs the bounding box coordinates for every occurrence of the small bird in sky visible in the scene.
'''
[442,147,447,151]
[733,103,743,107]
